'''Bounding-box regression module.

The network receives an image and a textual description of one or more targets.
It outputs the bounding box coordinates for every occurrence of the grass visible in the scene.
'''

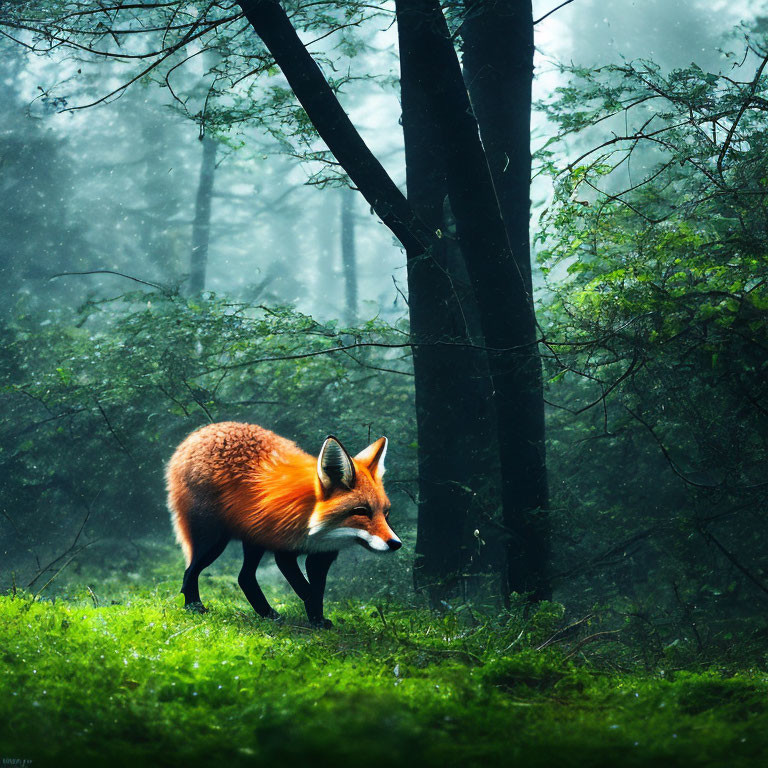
[1,564,767,767]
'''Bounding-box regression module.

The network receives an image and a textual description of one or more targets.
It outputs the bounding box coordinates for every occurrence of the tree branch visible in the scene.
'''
[533,0,576,25]
[236,0,432,254]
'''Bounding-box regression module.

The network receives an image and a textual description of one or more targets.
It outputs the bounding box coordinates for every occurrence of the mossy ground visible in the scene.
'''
[1,560,767,768]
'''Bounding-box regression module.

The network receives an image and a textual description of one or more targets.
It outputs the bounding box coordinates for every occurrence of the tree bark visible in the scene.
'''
[189,135,217,294]
[462,0,535,295]
[340,188,358,325]
[399,14,500,603]
[396,0,549,599]
[461,0,548,598]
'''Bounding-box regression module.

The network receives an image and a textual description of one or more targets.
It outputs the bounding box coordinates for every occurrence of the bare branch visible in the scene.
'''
[533,0,576,25]
[717,52,768,176]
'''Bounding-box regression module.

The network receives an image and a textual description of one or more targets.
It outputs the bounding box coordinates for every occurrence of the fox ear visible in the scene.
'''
[317,436,356,492]
[354,436,388,480]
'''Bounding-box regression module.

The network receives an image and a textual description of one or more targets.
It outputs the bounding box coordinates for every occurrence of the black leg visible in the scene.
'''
[238,541,279,620]
[304,551,338,628]
[274,552,311,602]
[181,533,229,611]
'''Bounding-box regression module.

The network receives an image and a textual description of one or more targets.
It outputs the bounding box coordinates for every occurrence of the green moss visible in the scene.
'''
[0,586,766,768]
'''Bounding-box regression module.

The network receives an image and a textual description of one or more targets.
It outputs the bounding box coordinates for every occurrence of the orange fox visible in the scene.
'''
[166,422,400,627]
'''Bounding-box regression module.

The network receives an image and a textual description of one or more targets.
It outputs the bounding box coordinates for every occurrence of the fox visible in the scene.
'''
[166,422,400,627]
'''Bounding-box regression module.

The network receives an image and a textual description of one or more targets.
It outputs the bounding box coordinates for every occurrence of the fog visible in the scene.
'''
[3,0,757,322]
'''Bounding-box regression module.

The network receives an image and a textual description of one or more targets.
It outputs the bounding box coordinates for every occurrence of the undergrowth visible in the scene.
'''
[1,566,767,767]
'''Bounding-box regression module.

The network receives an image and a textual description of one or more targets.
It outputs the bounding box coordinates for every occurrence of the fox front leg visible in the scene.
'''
[304,551,338,628]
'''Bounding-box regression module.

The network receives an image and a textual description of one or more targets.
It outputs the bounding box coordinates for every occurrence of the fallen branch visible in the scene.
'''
[563,630,621,661]
[537,614,594,651]
[34,540,100,599]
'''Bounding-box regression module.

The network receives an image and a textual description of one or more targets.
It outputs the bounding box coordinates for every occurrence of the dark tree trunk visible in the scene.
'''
[462,0,535,295]
[189,135,217,294]
[461,0,548,598]
[396,0,549,599]
[399,15,500,603]
[340,188,358,325]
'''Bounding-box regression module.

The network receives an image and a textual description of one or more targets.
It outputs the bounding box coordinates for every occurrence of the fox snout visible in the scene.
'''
[369,513,402,553]
[355,532,402,553]
[350,520,401,553]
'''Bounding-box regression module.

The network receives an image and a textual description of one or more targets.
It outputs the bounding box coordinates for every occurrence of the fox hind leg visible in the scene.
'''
[181,531,229,611]
[239,541,280,620]
[274,551,311,602]
[304,551,338,628]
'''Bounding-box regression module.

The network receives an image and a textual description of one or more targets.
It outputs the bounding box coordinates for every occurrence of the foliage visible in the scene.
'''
[0,0,393,183]
[0,291,417,587]
[535,37,768,640]
[2,570,768,767]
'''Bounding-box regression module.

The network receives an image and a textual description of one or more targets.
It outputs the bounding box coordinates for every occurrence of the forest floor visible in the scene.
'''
[1,554,767,768]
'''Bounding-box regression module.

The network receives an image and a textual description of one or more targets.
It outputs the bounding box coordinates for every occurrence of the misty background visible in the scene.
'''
[3,0,753,320]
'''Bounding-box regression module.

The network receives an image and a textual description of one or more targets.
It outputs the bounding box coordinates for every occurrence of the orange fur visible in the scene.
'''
[166,422,395,562]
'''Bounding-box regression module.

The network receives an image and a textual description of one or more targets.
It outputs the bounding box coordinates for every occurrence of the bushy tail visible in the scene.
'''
[170,505,192,567]
[166,460,192,567]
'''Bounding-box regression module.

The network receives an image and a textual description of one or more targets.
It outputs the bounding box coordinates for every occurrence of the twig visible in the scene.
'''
[375,604,388,628]
[95,400,137,464]
[500,629,525,653]
[86,585,99,608]
[534,0,576,25]
[391,275,409,307]
[537,614,594,651]
[34,541,99,598]
[27,504,95,588]
[563,630,621,661]
[699,527,768,599]
[165,624,203,643]
[49,269,168,292]
[717,52,768,176]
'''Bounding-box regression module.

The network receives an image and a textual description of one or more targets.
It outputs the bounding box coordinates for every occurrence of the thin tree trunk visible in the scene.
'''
[340,188,358,325]
[314,193,337,313]
[189,135,217,294]
[396,0,549,599]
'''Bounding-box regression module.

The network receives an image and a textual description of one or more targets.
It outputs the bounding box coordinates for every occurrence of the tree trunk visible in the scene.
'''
[396,0,549,599]
[340,188,358,325]
[461,0,548,598]
[189,135,217,294]
[399,14,500,603]
[462,0,535,295]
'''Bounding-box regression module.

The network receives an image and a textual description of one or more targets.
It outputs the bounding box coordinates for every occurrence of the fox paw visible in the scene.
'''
[184,602,208,614]
[309,617,333,630]
[260,609,283,623]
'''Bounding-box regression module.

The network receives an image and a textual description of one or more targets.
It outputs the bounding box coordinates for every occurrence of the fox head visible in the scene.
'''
[307,435,401,553]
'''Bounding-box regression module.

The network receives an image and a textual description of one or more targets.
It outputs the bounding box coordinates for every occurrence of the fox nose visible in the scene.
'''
[387,538,402,551]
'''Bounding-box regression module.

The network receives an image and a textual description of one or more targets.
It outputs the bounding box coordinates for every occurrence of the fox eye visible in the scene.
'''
[350,506,373,519]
